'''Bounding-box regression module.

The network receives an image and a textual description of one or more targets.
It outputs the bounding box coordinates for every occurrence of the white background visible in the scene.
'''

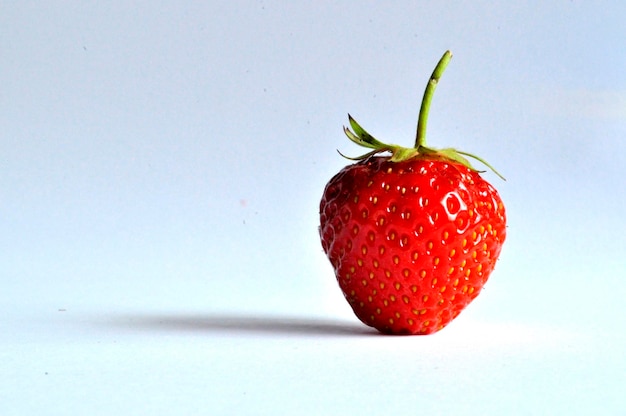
[2,1,625,414]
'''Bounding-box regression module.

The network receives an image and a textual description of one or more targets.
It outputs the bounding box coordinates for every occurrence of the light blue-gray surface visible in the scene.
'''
[2,2,625,414]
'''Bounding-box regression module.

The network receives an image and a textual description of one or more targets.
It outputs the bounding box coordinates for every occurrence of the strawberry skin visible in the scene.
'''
[319,156,506,334]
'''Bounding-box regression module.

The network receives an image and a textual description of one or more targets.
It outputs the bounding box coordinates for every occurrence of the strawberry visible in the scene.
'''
[319,51,506,335]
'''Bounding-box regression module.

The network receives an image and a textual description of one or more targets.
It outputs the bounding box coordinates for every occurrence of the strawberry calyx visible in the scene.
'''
[341,50,505,181]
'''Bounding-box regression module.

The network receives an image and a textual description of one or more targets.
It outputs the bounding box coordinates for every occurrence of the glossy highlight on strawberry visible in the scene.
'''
[319,51,507,335]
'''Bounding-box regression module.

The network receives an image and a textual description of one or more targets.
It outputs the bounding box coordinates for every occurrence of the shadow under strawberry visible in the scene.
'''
[104,312,376,337]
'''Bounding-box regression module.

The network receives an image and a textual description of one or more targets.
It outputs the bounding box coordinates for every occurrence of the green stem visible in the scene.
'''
[415,50,452,148]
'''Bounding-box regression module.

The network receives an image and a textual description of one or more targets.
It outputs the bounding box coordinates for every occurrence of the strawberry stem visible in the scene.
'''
[342,50,505,180]
[415,50,452,148]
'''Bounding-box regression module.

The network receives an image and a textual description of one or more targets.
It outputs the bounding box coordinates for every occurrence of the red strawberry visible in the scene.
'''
[319,51,506,335]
